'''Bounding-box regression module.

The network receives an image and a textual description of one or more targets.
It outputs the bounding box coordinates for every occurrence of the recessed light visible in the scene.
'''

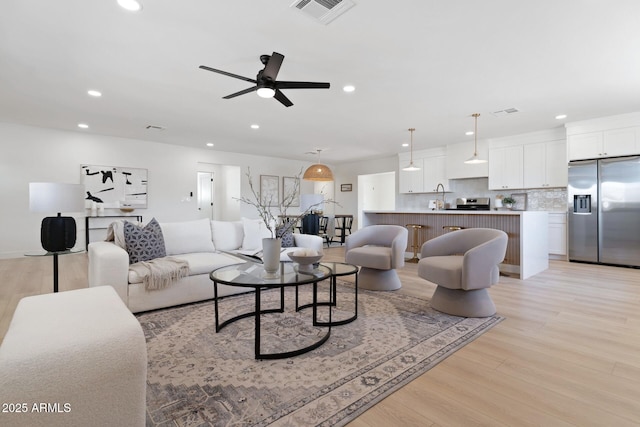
[117,0,142,12]
[555,114,567,120]
[343,85,355,93]
[465,131,474,136]
[87,90,102,97]
[402,143,409,147]
[251,124,260,129]
[78,123,89,129]
[206,142,214,147]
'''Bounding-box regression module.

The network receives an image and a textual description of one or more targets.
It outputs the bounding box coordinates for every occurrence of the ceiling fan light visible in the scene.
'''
[117,0,142,12]
[303,163,334,181]
[256,87,275,98]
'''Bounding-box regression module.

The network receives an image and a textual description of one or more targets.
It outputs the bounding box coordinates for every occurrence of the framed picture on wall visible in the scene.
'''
[341,183,353,192]
[282,176,300,207]
[81,165,148,208]
[260,175,279,207]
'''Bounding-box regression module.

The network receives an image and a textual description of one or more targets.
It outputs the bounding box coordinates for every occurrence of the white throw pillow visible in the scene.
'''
[211,220,244,251]
[160,218,215,255]
[241,217,272,250]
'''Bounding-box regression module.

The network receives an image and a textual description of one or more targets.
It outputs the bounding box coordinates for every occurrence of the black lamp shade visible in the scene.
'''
[41,216,77,252]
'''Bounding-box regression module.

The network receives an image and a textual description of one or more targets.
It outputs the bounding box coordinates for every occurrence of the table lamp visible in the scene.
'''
[29,182,85,252]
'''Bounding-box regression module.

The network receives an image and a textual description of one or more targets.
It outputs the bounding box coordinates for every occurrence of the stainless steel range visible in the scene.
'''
[450,197,491,211]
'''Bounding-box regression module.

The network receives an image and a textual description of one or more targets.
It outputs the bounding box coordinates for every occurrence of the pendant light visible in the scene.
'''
[303,149,334,181]
[464,113,487,164]
[402,128,420,171]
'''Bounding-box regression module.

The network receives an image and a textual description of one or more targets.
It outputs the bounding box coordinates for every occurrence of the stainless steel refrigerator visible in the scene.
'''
[568,156,640,267]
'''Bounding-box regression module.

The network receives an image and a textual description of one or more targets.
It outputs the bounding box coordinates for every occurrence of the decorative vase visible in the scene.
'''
[261,237,281,277]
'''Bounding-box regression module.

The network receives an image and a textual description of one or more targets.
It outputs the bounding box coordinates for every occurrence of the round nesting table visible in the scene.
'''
[296,261,359,326]
[210,261,332,360]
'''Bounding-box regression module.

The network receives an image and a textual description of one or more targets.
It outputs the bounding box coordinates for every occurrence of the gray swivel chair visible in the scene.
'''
[345,225,408,291]
[418,228,508,317]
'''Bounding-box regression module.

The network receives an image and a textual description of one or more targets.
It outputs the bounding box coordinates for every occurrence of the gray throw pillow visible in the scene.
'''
[124,218,166,264]
[276,226,295,248]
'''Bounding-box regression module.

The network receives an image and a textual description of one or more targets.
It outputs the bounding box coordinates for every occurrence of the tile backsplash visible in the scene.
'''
[397,178,568,212]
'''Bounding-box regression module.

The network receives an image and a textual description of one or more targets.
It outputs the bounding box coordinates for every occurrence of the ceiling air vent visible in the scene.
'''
[491,108,520,118]
[146,125,165,131]
[290,0,355,25]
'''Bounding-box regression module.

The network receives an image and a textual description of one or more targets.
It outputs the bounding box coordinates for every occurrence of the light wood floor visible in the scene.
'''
[1,248,639,426]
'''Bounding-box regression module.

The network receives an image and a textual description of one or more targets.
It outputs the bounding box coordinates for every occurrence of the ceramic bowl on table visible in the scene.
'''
[287,252,323,272]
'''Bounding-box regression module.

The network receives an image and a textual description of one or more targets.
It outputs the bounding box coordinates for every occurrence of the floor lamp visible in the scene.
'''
[29,182,85,292]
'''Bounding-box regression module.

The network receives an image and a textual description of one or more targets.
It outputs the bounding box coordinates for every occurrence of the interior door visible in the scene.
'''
[197,171,214,219]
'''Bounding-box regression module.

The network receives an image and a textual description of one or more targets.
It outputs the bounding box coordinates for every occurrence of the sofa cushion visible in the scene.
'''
[345,246,392,270]
[123,218,166,264]
[417,255,464,290]
[211,220,244,251]
[276,225,295,248]
[160,218,215,255]
[241,218,272,250]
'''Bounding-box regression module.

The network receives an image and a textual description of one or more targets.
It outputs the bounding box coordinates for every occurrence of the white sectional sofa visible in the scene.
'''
[88,217,322,313]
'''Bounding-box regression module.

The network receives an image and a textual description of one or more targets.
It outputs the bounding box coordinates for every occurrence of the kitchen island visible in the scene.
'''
[362,210,548,279]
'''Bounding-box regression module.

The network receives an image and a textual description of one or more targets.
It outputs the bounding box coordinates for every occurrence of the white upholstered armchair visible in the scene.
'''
[345,225,408,291]
[418,228,508,317]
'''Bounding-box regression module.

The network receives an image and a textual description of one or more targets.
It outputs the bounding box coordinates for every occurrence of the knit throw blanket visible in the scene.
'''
[129,257,190,291]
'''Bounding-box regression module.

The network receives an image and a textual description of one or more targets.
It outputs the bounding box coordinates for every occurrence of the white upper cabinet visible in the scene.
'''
[567,132,603,160]
[603,127,639,156]
[568,128,639,160]
[566,113,640,160]
[398,148,448,194]
[398,154,423,193]
[488,145,524,190]
[423,154,449,193]
[523,139,567,188]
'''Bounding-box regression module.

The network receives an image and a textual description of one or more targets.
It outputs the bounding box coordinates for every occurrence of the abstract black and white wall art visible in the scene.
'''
[81,165,148,208]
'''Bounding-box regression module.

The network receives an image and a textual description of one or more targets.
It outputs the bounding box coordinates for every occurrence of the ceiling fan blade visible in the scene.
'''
[199,65,256,84]
[276,81,330,90]
[274,89,293,107]
[261,52,284,81]
[223,86,257,99]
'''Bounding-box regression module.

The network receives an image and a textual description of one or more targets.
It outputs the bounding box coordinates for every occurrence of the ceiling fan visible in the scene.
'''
[199,52,330,107]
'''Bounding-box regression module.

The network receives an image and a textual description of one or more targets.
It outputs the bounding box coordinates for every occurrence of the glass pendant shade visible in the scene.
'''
[464,113,487,164]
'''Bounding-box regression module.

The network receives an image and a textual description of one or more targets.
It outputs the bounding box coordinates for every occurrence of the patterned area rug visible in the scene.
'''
[138,281,503,426]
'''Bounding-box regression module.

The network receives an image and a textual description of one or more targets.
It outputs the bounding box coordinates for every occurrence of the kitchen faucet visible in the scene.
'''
[436,183,445,210]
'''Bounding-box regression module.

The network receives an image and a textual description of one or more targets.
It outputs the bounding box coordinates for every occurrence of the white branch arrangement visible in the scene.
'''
[236,167,337,238]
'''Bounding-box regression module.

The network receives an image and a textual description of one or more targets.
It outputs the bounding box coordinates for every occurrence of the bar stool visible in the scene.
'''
[405,224,425,263]
[442,225,465,232]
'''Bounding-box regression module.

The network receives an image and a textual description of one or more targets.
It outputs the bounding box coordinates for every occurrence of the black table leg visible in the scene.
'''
[53,253,59,293]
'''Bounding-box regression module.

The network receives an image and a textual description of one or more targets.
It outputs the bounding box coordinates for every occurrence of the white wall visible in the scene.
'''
[0,122,320,258]
[332,156,397,230]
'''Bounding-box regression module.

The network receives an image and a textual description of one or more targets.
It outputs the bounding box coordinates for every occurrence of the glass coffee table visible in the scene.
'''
[210,261,333,360]
[296,262,359,326]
